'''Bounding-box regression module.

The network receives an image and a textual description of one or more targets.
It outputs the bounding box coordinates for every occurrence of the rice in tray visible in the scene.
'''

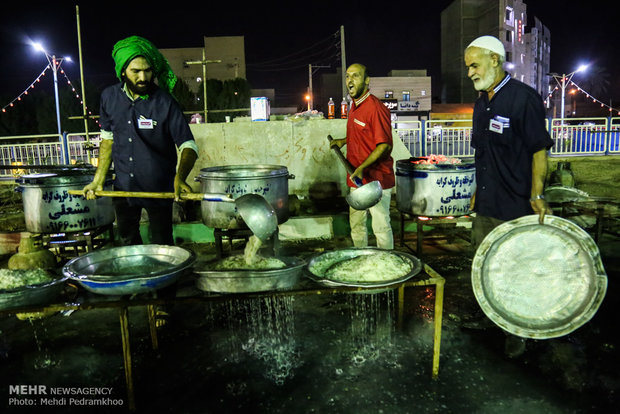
[325,251,412,282]
[0,268,53,290]
[207,254,287,271]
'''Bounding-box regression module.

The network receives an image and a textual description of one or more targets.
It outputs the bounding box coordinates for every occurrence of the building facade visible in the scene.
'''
[370,70,432,121]
[319,69,432,121]
[440,0,550,103]
[160,36,246,94]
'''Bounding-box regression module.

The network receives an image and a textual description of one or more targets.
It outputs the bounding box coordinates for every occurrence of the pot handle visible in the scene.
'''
[288,174,295,180]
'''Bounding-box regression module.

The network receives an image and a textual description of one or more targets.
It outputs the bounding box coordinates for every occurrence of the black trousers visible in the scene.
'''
[471,214,505,252]
[113,197,174,246]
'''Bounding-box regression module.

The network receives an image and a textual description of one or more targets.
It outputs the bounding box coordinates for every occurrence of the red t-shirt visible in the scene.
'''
[346,91,395,189]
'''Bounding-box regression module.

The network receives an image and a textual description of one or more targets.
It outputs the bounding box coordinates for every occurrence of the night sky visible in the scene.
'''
[1,1,618,109]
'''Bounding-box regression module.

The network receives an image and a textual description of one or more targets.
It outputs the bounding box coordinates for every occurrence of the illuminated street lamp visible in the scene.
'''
[549,64,588,123]
[33,42,72,163]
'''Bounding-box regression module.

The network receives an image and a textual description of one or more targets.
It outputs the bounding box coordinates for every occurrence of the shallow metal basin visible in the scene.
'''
[62,245,196,295]
[194,256,305,293]
[471,215,608,339]
[306,248,422,288]
[0,272,67,310]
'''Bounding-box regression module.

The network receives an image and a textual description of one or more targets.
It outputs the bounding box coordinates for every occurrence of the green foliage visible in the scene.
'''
[172,78,198,112]
[0,81,100,136]
[198,78,252,122]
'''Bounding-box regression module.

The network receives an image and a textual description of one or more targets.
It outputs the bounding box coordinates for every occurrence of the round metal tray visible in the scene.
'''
[62,245,196,295]
[543,185,590,204]
[194,256,305,293]
[306,248,422,288]
[0,271,67,311]
[471,215,607,339]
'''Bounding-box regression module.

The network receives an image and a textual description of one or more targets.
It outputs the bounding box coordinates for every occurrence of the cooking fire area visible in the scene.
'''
[0,161,618,414]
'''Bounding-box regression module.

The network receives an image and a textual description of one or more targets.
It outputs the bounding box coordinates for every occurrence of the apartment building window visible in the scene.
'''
[385,90,393,98]
[506,30,512,42]
[506,52,512,63]
[402,91,410,101]
[505,7,514,26]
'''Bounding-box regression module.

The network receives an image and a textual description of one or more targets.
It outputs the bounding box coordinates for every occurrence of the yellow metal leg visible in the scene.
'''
[119,307,136,411]
[431,279,445,379]
[421,264,445,379]
[397,285,405,330]
[147,304,159,350]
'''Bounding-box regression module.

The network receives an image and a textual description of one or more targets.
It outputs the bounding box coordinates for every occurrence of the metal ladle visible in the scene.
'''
[234,193,278,241]
[68,190,278,241]
[327,135,383,210]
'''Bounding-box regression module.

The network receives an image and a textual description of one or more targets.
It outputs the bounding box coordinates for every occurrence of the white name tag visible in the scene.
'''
[138,118,154,129]
[353,118,366,127]
[489,119,503,134]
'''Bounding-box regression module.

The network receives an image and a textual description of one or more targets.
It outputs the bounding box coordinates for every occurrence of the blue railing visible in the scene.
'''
[395,117,620,158]
[0,132,100,178]
[1,117,618,178]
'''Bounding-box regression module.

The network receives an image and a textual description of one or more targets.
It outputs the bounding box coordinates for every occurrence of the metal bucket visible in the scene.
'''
[17,168,114,233]
[395,158,476,217]
[196,165,292,229]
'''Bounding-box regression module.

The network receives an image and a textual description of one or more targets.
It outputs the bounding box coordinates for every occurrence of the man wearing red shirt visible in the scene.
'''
[329,63,395,249]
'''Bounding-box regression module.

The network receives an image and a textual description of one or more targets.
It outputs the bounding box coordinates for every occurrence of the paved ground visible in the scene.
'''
[0,219,618,413]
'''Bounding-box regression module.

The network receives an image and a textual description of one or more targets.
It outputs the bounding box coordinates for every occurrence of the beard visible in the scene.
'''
[125,77,154,96]
[472,68,496,92]
[348,83,365,99]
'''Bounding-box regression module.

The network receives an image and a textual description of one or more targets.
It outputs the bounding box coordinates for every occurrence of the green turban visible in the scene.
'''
[112,35,177,95]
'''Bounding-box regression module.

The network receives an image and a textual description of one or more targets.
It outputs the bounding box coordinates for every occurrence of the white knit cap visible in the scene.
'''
[467,36,505,59]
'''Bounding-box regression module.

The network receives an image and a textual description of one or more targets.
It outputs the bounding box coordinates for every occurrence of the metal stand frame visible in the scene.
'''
[1,264,445,410]
[399,212,471,255]
[40,223,114,258]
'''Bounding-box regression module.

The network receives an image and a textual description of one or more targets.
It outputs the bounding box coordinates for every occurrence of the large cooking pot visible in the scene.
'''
[196,164,293,229]
[17,168,114,233]
[396,157,476,217]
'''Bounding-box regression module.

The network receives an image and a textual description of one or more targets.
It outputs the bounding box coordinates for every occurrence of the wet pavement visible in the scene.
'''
[0,222,619,413]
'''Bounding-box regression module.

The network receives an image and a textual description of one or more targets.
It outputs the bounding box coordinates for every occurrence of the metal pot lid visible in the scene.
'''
[471,215,608,339]
[17,167,110,186]
[198,164,288,180]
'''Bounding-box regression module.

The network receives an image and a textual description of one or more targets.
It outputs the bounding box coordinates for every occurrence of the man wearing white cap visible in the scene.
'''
[465,35,553,248]
[464,35,554,357]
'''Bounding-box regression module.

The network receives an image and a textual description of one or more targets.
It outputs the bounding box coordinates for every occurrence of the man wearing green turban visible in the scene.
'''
[112,35,178,96]
[83,35,198,246]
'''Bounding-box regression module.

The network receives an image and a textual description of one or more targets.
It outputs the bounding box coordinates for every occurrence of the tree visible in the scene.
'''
[0,80,101,136]
[197,78,252,123]
[576,65,611,99]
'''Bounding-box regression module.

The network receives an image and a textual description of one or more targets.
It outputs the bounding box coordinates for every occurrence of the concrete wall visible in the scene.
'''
[548,156,620,199]
[160,48,204,94]
[186,120,618,200]
[186,119,413,197]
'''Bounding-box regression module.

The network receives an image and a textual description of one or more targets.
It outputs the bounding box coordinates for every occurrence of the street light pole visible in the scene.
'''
[34,43,71,163]
[549,65,588,123]
[51,55,62,142]
[184,50,222,123]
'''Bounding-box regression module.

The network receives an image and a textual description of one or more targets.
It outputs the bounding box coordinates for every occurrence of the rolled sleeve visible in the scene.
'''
[100,129,113,140]
[179,139,198,155]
